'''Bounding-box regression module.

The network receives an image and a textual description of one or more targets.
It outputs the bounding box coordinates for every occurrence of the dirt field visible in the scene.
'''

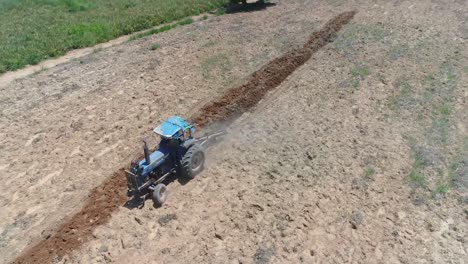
[1,0,467,263]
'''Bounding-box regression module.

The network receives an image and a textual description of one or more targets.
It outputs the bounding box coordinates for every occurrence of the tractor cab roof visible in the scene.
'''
[153,116,194,138]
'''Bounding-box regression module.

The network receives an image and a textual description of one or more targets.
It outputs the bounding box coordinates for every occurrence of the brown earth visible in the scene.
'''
[191,11,356,127]
[14,171,127,264]
[14,11,357,264]
[1,0,467,263]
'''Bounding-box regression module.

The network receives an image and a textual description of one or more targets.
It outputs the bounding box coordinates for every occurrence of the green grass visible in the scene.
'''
[439,103,451,116]
[215,7,225,16]
[129,24,178,41]
[425,64,457,145]
[200,53,235,86]
[201,54,231,78]
[150,43,161,50]
[407,145,428,188]
[389,78,416,111]
[387,44,411,60]
[434,182,449,196]
[0,0,226,73]
[394,62,462,194]
[409,169,427,187]
[363,167,376,179]
[334,24,388,55]
[62,0,95,12]
[349,65,370,88]
[177,18,193,26]
[432,161,456,197]
[127,17,193,41]
[429,103,452,144]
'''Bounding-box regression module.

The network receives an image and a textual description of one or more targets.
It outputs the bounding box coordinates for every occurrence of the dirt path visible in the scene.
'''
[0,35,128,89]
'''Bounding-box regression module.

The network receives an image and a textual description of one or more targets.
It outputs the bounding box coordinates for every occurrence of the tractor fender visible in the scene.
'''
[182,138,196,149]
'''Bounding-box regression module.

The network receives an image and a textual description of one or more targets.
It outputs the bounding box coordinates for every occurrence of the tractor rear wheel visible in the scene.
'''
[152,183,168,206]
[181,144,205,179]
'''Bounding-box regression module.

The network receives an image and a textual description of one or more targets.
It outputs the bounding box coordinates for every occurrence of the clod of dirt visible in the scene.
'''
[214,233,223,240]
[98,245,109,253]
[411,192,427,206]
[254,247,276,264]
[350,210,365,229]
[351,178,369,190]
[134,217,143,225]
[460,197,468,205]
[158,214,177,226]
[13,11,356,264]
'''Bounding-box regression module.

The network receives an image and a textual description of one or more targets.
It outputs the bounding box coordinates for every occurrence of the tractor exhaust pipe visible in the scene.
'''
[143,139,151,165]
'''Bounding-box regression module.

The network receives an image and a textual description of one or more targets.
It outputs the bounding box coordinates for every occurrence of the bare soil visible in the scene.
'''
[14,11,357,263]
[192,11,356,127]
[13,171,127,264]
[1,1,467,263]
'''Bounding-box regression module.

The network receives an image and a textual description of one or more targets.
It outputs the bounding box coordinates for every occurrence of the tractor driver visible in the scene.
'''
[160,130,183,164]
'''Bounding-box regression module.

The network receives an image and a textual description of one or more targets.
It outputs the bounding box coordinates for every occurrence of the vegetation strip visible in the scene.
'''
[13,11,356,263]
[128,18,194,41]
[0,0,224,74]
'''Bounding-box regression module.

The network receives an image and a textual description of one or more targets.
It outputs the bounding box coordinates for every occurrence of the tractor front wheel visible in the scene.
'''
[181,144,205,179]
[152,183,168,206]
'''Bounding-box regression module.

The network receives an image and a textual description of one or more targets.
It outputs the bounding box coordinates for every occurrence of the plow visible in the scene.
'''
[125,116,226,206]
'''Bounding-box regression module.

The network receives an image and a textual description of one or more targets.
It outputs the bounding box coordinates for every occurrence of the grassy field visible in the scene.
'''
[0,0,225,73]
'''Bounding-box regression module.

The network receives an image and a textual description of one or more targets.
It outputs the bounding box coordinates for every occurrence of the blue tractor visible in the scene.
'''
[125,116,226,206]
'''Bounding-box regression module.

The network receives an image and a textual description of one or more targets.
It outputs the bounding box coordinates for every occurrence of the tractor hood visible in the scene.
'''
[153,116,194,138]
[134,150,166,176]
